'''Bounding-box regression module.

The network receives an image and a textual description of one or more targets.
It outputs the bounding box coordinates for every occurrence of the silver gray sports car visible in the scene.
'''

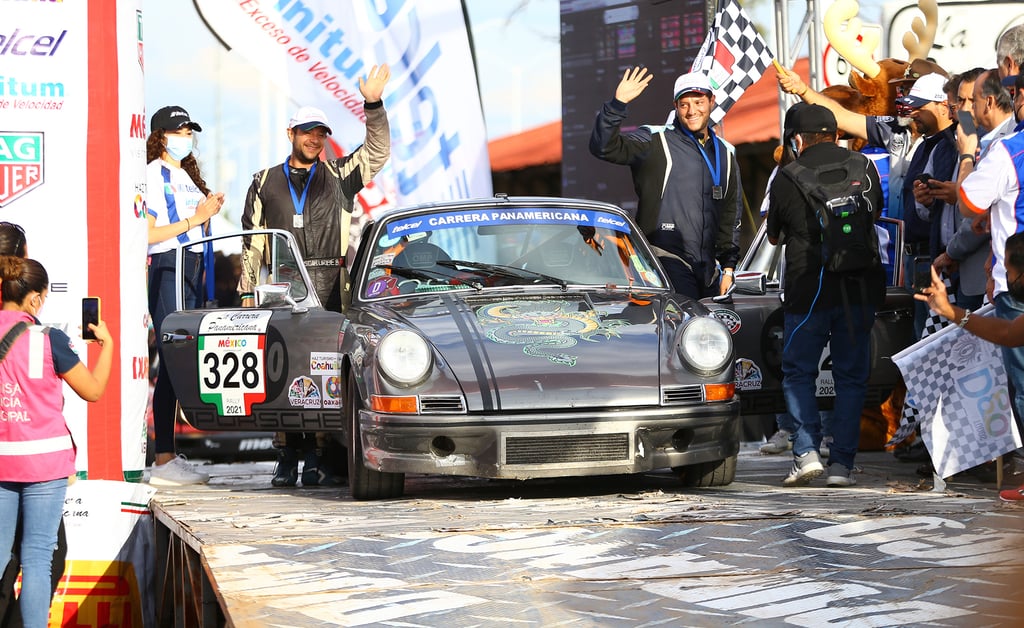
[160,196,740,499]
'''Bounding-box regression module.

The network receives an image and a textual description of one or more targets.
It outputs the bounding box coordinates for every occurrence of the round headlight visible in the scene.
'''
[378,330,433,385]
[679,316,732,374]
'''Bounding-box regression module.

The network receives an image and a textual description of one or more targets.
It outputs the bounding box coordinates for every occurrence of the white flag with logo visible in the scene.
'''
[192,0,492,212]
[891,304,1021,478]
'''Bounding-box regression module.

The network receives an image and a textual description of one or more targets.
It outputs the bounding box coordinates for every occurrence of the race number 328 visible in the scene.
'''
[198,334,267,416]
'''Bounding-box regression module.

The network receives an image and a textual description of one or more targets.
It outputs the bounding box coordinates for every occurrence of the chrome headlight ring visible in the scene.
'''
[377,329,433,386]
[678,316,733,375]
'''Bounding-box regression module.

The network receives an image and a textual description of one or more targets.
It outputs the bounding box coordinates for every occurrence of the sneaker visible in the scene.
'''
[149,455,210,487]
[826,462,856,487]
[271,448,298,487]
[760,429,792,455]
[998,483,1024,502]
[783,451,824,487]
[819,435,833,458]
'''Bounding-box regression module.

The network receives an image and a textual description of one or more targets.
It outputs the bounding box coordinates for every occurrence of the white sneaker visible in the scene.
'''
[826,462,856,487]
[760,429,792,454]
[819,435,833,458]
[783,451,824,487]
[150,455,210,486]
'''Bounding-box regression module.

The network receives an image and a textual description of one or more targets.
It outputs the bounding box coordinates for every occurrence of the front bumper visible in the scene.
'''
[358,400,741,480]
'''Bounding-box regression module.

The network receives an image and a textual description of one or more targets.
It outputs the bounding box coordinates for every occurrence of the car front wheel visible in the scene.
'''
[346,373,404,500]
[675,454,737,488]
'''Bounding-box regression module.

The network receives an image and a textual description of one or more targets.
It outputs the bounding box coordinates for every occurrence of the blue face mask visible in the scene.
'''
[165,135,193,161]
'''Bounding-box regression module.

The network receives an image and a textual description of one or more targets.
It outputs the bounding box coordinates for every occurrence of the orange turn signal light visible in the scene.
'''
[704,383,735,401]
[370,395,419,413]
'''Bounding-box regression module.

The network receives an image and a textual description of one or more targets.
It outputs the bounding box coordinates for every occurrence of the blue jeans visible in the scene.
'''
[782,304,875,470]
[148,250,203,454]
[995,292,1024,432]
[0,479,67,628]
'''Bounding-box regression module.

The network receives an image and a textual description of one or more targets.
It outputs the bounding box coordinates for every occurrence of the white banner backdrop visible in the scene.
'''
[2,0,149,479]
[892,304,1022,478]
[192,0,492,213]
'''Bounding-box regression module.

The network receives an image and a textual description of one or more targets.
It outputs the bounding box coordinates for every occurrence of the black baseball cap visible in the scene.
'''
[150,105,203,132]
[789,103,837,134]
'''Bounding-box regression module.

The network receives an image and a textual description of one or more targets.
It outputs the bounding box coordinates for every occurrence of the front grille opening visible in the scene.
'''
[505,433,630,465]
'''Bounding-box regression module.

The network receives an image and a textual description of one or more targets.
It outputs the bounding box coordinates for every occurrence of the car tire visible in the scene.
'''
[676,454,737,488]
[346,373,404,500]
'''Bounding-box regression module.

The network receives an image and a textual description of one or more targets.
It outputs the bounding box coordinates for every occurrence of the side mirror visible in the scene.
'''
[255,283,308,313]
[710,270,767,303]
[734,271,767,296]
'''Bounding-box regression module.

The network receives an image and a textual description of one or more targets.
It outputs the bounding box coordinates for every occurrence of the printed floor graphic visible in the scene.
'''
[152,446,1024,626]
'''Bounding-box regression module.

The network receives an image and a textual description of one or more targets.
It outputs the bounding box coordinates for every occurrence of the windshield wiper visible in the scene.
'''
[378,264,482,291]
[437,259,568,291]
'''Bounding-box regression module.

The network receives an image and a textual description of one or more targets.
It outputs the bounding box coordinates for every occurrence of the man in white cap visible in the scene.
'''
[237,63,391,488]
[589,66,742,299]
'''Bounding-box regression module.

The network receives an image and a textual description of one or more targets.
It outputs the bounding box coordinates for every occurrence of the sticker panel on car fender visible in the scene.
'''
[289,376,322,408]
[711,308,742,334]
[734,358,763,391]
[198,333,267,416]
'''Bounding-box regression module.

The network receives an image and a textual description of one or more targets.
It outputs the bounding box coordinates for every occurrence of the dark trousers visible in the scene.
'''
[660,257,719,299]
[148,250,203,454]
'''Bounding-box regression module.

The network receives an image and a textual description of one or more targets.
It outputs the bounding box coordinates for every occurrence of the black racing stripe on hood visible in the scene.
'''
[444,295,499,411]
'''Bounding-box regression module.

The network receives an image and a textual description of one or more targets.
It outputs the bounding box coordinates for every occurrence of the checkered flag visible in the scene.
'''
[888,272,957,446]
[891,303,1021,478]
[691,0,775,126]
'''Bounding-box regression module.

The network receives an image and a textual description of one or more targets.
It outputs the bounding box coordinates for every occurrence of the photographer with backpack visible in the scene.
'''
[767,104,886,488]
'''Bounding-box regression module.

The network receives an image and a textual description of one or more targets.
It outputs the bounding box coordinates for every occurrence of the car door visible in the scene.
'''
[159,229,346,434]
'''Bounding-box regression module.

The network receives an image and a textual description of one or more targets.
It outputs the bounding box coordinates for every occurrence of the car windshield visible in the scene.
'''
[361,206,666,299]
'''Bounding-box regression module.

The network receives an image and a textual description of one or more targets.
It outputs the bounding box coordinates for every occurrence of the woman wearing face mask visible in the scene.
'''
[145,105,223,486]
[0,256,113,628]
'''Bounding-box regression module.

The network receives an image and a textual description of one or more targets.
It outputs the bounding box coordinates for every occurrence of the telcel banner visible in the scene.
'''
[2,0,149,479]
[193,0,493,211]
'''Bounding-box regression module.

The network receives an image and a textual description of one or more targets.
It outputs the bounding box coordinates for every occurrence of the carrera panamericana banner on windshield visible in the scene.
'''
[193,0,492,209]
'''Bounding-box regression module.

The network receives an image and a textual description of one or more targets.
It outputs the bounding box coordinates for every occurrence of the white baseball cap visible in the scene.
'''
[673,72,714,101]
[288,106,332,135]
[895,73,948,108]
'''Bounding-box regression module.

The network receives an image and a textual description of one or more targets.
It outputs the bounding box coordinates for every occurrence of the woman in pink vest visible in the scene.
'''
[0,256,112,628]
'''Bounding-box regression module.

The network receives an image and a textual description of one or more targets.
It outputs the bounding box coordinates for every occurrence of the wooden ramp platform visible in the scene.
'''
[150,445,1024,626]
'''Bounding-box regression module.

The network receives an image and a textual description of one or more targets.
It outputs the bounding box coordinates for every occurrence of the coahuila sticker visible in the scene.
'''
[289,376,322,408]
[309,351,341,375]
[198,334,267,416]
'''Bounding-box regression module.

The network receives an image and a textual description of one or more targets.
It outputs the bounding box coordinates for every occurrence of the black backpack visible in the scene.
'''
[781,154,880,274]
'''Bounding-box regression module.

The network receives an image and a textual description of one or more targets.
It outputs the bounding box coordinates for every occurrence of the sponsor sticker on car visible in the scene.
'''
[197,311,272,416]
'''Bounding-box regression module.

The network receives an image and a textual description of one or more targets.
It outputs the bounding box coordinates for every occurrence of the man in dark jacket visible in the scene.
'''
[238,64,391,488]
[767,104,886,489]
[589,67,742,299]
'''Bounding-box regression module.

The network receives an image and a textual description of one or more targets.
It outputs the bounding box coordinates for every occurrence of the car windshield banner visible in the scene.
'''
[193,0,492,209]
[386,209,633,239]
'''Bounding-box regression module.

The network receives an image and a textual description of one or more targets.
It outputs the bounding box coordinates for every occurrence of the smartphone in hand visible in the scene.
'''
[957,110,977,136]
[911,257,933,294]
[82,297,100,341]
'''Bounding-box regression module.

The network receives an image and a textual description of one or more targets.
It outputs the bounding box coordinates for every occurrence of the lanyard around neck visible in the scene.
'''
[683,128,721,190]
[282,160,317,216]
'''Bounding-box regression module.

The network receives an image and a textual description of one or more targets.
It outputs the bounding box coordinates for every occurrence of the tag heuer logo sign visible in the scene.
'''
[0,132,44,207]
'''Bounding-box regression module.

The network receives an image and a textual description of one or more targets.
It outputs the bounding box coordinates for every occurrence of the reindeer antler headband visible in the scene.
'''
[823,0,937,79]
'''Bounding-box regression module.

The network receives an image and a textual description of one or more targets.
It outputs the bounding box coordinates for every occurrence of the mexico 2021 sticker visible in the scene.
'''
[198,333,268,416]
[711,308,742,334]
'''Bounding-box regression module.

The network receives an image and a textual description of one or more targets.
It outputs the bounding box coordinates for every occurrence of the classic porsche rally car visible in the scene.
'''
[161,196,740,499]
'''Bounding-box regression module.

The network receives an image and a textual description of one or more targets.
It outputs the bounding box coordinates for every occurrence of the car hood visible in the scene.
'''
[363,291,682,412]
